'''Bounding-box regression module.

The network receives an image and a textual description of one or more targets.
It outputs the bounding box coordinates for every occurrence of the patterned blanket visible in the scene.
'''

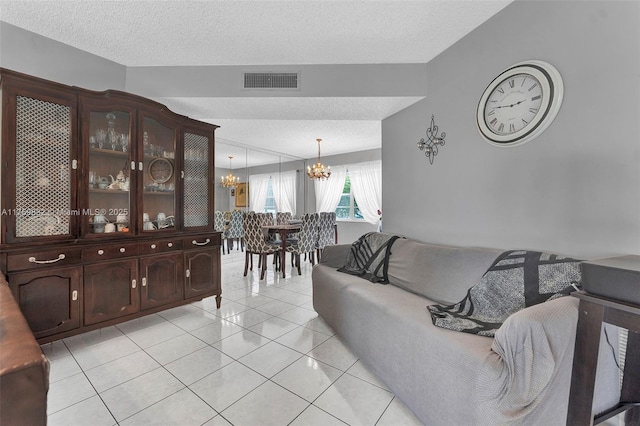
[428,250,581,337]
[338,232,403,283]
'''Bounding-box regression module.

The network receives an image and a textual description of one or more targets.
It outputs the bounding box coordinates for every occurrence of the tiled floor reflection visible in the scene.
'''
[43,249,424,425]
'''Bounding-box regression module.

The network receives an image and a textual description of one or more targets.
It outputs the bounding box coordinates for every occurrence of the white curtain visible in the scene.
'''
[248,173,270,213]
[348,160,382,225]
[314,164,347,213]
[272,170,297,215]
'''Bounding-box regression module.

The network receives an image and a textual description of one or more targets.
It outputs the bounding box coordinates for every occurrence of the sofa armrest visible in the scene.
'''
[0,280,49,426]
[319,244,351,268]
[477,296,580,422]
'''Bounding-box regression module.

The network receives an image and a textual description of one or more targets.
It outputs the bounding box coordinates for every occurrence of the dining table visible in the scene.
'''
[262,223,302,278]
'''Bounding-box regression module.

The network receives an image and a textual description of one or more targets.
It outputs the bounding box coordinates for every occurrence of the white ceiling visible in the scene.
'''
[0,0,512,166]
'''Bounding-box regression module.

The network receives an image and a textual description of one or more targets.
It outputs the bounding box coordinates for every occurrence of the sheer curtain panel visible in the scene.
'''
[272,170,297,216]
[314,165,347,213]
[248,173,271,213]
[348,160,382,225]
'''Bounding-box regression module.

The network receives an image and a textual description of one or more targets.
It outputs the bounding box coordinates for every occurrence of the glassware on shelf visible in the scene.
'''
[107,113,118,150]
[120,134,128,152]
[96,129,106,148]
[89,136,96,149]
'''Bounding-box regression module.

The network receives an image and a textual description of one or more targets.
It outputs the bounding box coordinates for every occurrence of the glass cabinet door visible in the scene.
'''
[183,130,212,230]
[85,109,133,237]
[141,116,177,233]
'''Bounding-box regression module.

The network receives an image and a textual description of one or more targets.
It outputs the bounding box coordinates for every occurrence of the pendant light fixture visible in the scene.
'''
[220,155,240,187]
[307,138,331,180]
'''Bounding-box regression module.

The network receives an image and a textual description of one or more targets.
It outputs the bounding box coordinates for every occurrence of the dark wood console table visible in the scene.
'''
[567,291,640,425]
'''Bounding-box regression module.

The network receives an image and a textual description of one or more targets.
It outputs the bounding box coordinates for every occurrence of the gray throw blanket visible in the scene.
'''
[428,250,581,337]
[338,232,403,283]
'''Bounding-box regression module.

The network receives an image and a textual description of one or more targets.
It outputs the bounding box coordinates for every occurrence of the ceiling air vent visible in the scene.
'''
[243,72,299,89]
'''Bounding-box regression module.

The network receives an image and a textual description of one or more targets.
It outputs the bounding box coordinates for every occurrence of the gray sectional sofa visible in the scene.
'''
[312,238,621,425]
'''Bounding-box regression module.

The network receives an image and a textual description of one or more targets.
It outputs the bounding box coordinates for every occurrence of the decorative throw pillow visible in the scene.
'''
[427,250,581,337]
[338,232,403,283]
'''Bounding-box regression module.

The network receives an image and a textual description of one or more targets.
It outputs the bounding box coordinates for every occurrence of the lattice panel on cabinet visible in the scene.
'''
[183,132,210,227]
[15,96,72,237]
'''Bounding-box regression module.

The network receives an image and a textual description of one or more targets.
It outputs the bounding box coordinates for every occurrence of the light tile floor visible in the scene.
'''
[43,249,424,426]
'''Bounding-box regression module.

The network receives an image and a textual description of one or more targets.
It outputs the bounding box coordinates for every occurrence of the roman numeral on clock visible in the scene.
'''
[490,118,498,127]
[531,95,541,101]
[509,123,515,133]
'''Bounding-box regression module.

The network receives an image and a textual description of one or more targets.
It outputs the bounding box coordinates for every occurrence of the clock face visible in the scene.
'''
[477,61,563,147]
[484,73,543,135]
[148,158,174,184]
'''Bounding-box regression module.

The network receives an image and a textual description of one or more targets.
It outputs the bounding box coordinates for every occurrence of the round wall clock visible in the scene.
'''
[477,60,563,147]
[148,158,174,183]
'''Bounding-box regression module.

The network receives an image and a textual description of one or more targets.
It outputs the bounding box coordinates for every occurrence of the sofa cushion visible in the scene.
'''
[428,250,581,337]
[386,239,502,304]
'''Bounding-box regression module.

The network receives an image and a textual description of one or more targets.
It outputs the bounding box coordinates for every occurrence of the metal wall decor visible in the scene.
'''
[417,114,446,165]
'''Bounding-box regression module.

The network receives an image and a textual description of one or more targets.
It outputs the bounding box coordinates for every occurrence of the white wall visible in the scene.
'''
[382,1,640,259]
[0,23,126,90]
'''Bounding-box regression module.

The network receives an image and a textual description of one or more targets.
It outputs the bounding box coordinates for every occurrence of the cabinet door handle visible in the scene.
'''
[72,290,78,301]
[132,279,137,289]
[72,159,78,170]
[150,244,157,249]
[167,242,173,248]
[120,247,126,253]
[139,162,143,171]
[28,254,66,264]
[97,249,104,255]
[131,161,136,171]
[142,277,147,287]
[185,269,190,278]
[192,238,210,246]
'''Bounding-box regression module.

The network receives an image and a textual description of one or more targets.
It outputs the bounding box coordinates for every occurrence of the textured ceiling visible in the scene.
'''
[0,0,512,166]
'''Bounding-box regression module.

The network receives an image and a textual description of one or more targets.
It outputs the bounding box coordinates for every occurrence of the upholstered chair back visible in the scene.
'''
[276,212,293,225]
[226,210,244,238]
[243,212,275,253]
[318,212,336,249]
[214,211,226,233]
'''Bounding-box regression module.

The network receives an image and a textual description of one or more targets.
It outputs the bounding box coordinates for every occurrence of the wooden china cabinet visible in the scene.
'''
[0,69,222,343]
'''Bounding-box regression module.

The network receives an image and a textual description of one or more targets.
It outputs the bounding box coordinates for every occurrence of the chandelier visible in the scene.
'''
[307,138,331,180]
[220,156,240,188]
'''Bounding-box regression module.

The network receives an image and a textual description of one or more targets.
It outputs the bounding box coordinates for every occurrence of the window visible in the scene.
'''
[264,179,277,214]
[335,174,363,220]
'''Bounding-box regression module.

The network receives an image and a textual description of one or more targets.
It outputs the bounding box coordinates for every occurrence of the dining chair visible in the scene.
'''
[317,212,336,260]
[243,211,281,280]
[225,210,244,253]
[286,213,319,275]
[276,212,293,225]
[214,210,227,254]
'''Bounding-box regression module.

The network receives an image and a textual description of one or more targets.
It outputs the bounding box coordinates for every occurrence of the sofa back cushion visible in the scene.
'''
[387,239,502,305]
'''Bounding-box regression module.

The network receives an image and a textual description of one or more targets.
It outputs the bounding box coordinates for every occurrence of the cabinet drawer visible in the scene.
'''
[82,243,138,262]
[138,239,183,255]
[183,234,220,250]
[7,248,82,272]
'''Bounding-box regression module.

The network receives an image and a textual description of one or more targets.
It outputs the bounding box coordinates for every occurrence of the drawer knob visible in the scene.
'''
[192,238,211,246]
[151,244,157,249]
[120,247,126,253]
[167,242,173,248]
[97,250,104,255]
[28,254,66,264]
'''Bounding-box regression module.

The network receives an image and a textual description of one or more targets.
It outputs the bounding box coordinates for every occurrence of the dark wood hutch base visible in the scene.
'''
[0,69,222,343]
